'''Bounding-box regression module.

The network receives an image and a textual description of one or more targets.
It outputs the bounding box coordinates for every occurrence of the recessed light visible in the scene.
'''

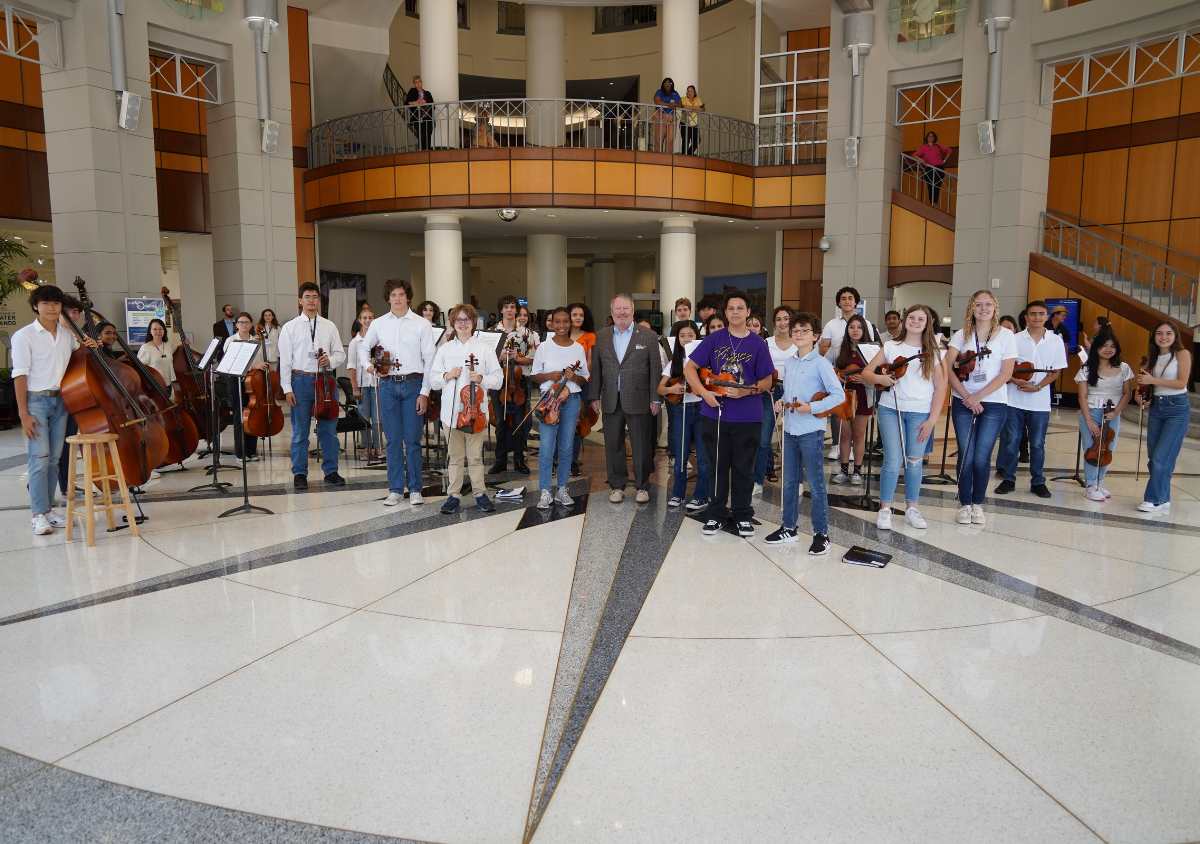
[546,213,556,218]
[39,242,48,248]
[727,219,735,223]
[609,81,614,86]
[636,234,644,239]
[13,236,22,242]
[383,213,390,217]
[36,258,45,265]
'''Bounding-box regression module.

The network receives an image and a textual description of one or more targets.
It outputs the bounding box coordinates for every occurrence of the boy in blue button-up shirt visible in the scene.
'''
[767,313,845,554]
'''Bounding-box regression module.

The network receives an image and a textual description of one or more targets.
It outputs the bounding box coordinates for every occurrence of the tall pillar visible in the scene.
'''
[419,0,460,148]
[588,255,615,313]
[526,4,565,148]
[659,218,696,326]
[424,214,463,311]
[40,1,161,321]
[662,0,699,93]
[526,234,568,312]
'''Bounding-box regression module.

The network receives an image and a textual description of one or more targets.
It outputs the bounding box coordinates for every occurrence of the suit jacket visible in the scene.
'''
[587,325,663,415]
[213,318,234,342]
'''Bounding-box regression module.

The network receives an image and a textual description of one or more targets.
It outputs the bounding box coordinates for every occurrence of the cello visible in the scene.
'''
[73,278,199,467]
[243,327,285,438]
[60,309,171,489]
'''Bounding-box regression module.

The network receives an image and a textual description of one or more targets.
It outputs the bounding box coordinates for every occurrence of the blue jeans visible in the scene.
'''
[359,385,379,450]
[1078,406,1121,487]
[26,393,68,515]
[379,377,423,493]
[998,406,1049,486]
[781,429,828,534]
[667,401,711,500]
[951,398,1007,505]
[754,390,780,484]
[538,393,580,491]
[290,373,339,478]
[1144,394,1188,505]
[877,405,928,505]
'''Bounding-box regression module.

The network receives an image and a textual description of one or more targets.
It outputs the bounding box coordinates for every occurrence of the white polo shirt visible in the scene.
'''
[1006,329,1067,412]
[12,319,77,391]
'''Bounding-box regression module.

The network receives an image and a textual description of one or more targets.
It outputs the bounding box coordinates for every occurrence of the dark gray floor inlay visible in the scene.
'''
[0,499,523,628]
[525,499,685,841]
[0,755,429,844]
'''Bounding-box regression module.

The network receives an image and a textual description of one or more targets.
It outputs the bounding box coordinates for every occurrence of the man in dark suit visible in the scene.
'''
[404,75,435,151]
[213,304,235,344]
[587,293,663,504]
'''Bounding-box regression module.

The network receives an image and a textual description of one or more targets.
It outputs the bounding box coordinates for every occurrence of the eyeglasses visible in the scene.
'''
[792,327,814,335]
[454,316,474,324]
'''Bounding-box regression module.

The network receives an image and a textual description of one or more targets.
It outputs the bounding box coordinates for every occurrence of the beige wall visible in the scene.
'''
[696,229,777,303]
[315,224,422,314]
[891,281,952,318]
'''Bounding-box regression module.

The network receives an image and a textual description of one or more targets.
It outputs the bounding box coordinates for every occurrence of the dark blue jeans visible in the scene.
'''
[290,373,339,478]
[379,376,423,493]
[667,401,711,500]
[998,406,1049,486]
[754,389,780,484]
[951,398,1007,505]
[1144,394,1189,505]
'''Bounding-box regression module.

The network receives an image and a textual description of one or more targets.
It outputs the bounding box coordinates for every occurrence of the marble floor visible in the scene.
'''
[0,409,1198,843]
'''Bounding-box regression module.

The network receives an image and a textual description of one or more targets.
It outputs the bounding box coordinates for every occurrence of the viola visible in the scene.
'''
[952,347,992,381]
[243,328,285,439]
[698,367,764,397]
[662,375,687,405]
[1084,399,1116,468]
[534,362,582,425]
[313,347,341,421]
[875,352,926,389]
[161,286,229,436]
[455,354,487,434]
[1010,360,1057,383]
[779,391,856,421]
[74,278,199,466]
[1134,356,1154,405]
[494,336,526,427]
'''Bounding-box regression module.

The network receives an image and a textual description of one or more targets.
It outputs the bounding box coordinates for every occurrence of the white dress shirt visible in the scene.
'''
[430,336,504,428]
[346,336,376,388]
[278,313,345,395]
[360,309,436,396]
[1006,328,1067,412]
[12,319,77,391]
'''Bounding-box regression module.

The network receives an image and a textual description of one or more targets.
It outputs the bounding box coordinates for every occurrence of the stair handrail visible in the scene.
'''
[383,62,404,109]
[898,151,957,216]
[1044,209,1200,263]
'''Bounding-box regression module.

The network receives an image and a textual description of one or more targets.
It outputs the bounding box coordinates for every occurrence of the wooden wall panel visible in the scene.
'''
[1132,78,1181,123]
[338,170,364,203]
[553,160,594,194]
[635,163,671,197]
[1085,90,1133,129]
[1183,75,1200,115]
[732,175,753,207]
[318,174,339,206]
[0,56,22,103]
[1047,154,1083,217]
[429,162,468,195]
[291,82,311,148]
[925,221,955,265]
[1171,137,1200,219]
[672,166,704,200]
[1080,148,1128,224]
[1168,217,1200,277]
[790,174,824,205]
[705,170,732,204]
[512,159,552,193]
[297,235,316,285]
[293,168,313,235]
[395,163,432,197]
[754,176,790,207]
[363,166,395,200]
[596,161,634,194]
[469,160,509,194]
[1051,98,1087,135]
[287,5,311,84]
[1123,141,1175,223]
[889,205,927,266]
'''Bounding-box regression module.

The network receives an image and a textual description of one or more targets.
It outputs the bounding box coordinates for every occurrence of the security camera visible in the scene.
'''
[817,236,832,253]
[497,208,519,223]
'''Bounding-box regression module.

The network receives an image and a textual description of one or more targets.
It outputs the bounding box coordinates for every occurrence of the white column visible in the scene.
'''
[526,234,568,312]
[424,214,463,311]
[662,0,699,96]
[588,255,615,312]
[419,0,460,148]
[526,4,566,148]
[659,218,696,326]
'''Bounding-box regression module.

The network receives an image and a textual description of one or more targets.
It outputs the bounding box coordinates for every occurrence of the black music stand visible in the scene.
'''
[189,338,236,493]
[1051,431,1086,488]
[827,412,879,513]
[923,410,957,486]
[216,344,273,518]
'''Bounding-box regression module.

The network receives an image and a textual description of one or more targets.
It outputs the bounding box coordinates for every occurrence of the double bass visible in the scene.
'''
[243,327,285,438]
[160,287,229,436]
[73,278,199,466]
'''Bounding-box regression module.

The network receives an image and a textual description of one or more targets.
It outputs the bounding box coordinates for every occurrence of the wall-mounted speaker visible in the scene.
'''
[844,136,859,169]
[978,120,996,155]
[261,119,280,154]
[117,91,142,131]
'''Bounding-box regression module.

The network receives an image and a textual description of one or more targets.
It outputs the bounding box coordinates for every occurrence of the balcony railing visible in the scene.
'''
[307,98,760,168]
[898,152,957,216]
[1040,211,1198,324]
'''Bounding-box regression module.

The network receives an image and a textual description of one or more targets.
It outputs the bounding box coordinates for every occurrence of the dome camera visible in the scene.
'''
[497,208,519,223]
[817,236,832,253]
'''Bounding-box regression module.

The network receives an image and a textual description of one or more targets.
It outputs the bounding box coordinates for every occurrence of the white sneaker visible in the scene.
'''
[555,487,574,506]
[956,505,972,525]
[827,446,839,460]
[150,470,161,481]
[905,507,928,529]
[1137,501,1170,515]
[876,508,893,530]
[970,504,985,525]
[753,483,764,497]
[32,514,52,536]
[850,471,863,485]
[1085,486,1106,502]
[384,492,403,506]
[46,510,68,529]
[409,491,424,506]
[831,471,850,485]
[1099,486,1112,499]
[538,489,553,509]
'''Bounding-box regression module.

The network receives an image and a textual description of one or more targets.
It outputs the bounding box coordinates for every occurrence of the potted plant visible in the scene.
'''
[0,234,31,428]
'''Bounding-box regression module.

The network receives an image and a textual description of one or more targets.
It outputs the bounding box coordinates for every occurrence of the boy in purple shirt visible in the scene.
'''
[684,290,776,537]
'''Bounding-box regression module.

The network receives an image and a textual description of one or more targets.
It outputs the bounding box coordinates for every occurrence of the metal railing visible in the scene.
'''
[383,63,404,108]
[307,98,760,168]
[1040,211,1199,323]
[898,152,957,216]
[757,45,829,166]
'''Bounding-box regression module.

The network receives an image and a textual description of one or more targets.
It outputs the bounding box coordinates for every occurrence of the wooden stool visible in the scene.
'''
[64,433,140,546]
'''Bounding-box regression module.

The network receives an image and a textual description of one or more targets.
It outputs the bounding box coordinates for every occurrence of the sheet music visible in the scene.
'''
[857,343,881,362]
[196,337,222,370]
[216,341,259,376]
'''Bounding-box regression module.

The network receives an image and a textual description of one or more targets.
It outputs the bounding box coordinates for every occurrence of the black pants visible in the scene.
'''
[416,120,433,150]
[681,125,699,155]
[923,167,944,205]
[493,396,530,465]
[700,416,759,522]
[602,399,654,490]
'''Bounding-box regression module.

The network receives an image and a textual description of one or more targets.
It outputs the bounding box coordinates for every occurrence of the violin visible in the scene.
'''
[161,286,229,436]
[74,278,199,466]
[837,362,865,382]
[1010,360,1057,383]
[370,344,394,377]
[243,327,285,439]
[698,367,764,397]
[952,347,992,380]
[662,375,687,405]
[874,352,926,389]
[534,362,583,425]
[1135,356,1154,406]
[494,336,527,427]
[779,391,856,421]
[1084,399,1116,468]
[313,347,340,421]
[454,354,487,434]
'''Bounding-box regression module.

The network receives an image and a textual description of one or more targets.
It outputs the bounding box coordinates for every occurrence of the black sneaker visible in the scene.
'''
[808,533,831,556]
[736,520,754,537]
[293,475,308,490]
[685,497,709,512]
[513,461,531,476]
[440,496,460,515]
[571,462,582,477]
[701,519,722,536]
[475,494,495,512]
[1031,484,1052,499]
[994,480,1015,494]
[488,461,507,475]
[764,526,798,544]
[324,472,346,487]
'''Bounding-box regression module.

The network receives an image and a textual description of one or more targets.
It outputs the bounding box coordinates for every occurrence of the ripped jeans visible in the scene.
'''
[877,405,929,505]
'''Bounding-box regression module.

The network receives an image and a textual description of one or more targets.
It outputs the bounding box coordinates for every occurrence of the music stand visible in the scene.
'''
[923,410,957,486]
[827,411,879,513]
[189,338,236,493]
[1051,431,1086,488]
[216,343,273,518]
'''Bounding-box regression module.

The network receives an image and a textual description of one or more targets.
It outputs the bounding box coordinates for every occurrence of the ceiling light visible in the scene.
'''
[636,235,644,239]
[609,81,614,86]
[36,258,45,265]
[13,236,22,241]
[39,242,48,248]
[727,219,735,223]
[546,213,557,218]
[602,210,609,213]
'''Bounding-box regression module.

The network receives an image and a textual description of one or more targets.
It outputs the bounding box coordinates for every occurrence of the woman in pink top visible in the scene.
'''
[915,131,951,206]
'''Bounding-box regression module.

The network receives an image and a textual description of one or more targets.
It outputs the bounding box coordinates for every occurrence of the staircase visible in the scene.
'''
[383,62,404,108]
